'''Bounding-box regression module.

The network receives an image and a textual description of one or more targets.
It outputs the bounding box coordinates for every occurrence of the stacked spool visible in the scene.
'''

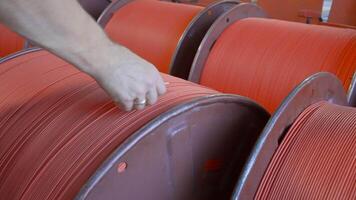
[99,0,242,78]
[0,49,269,200]
[232,72,355,199]
[190,17,356,112]
[0,50,211,200]
[255,102,356,199]
[101,0,204,73]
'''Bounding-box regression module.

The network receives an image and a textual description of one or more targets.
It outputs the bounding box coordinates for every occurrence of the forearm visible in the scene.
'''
[0,0,116,75]
[0,0,166,111]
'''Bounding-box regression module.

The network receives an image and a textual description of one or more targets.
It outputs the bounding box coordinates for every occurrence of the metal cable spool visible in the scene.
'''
[232,72,356,199]
[255,102,356,199]
[189,17,356,112]
[98,0,244,79]
[0,49,269,200]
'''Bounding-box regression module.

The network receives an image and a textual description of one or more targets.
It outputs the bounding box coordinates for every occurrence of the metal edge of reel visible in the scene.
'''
[76,94,270,199]
[188,3,266,83]
[169,0,239,79]
[347,72,356,106]
[0,47,42,64]
[232,72,348,199]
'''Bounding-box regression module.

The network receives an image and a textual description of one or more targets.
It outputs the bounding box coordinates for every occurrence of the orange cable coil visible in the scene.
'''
[104,0,203,73]
[255,101,356,199]
[199,18,356,112]
[0,23,25,58]
[0,50,217,200]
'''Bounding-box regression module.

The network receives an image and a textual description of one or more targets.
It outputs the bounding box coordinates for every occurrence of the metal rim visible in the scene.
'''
[76,93,269,199]
[0,47,42,64]
[169,0,239,78]
[347,72,356,106]
[97,0,132,27]
[78,0,111,20]
[188,3,267,83]
[231,72,348,199]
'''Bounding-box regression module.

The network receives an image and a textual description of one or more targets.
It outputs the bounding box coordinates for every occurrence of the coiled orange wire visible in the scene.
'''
[0,23,25,57]
[255,102,356,199]
[104,0,203,73]
[200,18,356,112]
[0,50,217,200]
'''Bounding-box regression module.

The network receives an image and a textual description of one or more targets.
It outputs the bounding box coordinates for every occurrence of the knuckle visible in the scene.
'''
[131,86,145,97]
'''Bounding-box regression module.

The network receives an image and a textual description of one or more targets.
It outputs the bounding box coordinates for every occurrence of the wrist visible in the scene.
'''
[73,39,118,76]
[81,41,136,79]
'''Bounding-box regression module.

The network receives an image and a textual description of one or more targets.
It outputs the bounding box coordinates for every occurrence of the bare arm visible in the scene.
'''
[0,0,166,111]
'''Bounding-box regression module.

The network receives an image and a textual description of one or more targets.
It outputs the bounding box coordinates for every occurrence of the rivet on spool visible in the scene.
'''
[117,162,127,173]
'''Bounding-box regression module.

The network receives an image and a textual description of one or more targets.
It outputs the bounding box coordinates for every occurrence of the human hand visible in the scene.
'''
[89,44,166,111]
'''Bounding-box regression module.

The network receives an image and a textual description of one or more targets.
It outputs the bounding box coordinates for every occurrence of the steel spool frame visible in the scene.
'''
[75,94,269,200]
[231,72,349,199]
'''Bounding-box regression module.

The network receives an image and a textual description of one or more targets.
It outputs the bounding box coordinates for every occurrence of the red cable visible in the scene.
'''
[0,50,217,200]
[200,18,356,112]
[255,102,356,199]
[0,23,25,58]
[104,0,203,73]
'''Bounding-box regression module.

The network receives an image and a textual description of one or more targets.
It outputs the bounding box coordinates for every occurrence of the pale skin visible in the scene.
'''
[0,0,166,111]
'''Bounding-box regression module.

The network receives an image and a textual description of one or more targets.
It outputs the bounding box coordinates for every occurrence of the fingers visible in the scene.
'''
[116,99,134,112]
[130,79,166,111]
[126,83,163,111]
[94,53,168,112]
[156,76,167,96]
[146,88,158,105]
[105,78,167,112]
[133,87,158,110]
[127,74,166,111]
[133,97,146,110]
